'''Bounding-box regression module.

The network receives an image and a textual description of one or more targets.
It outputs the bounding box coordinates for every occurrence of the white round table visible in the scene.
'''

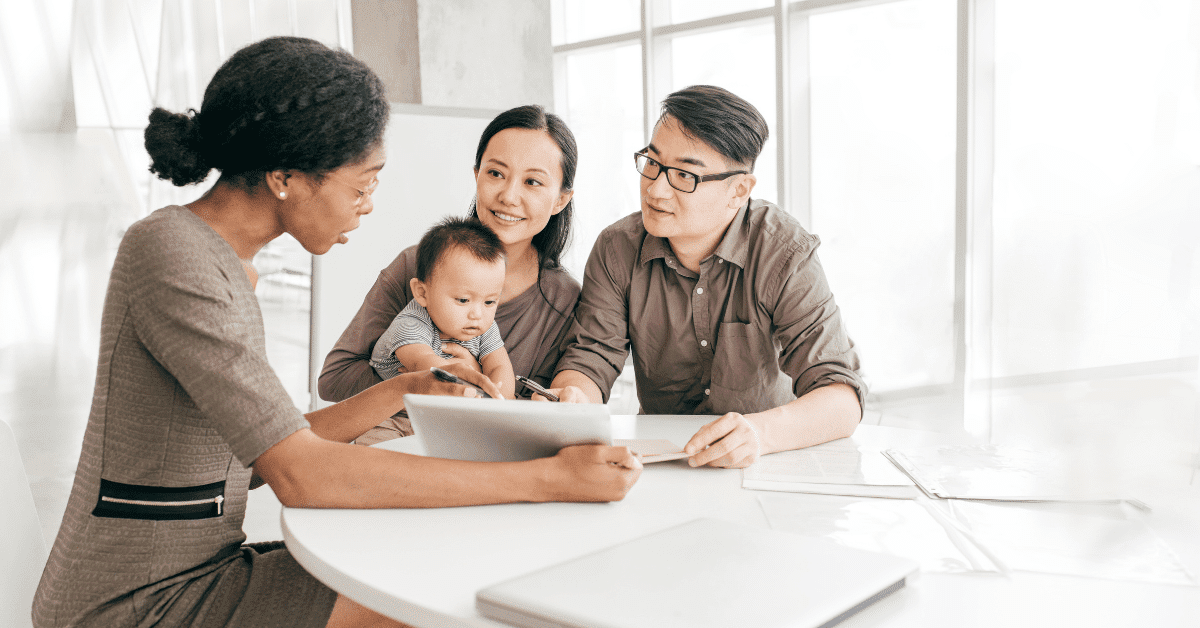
[282,416,1200,627]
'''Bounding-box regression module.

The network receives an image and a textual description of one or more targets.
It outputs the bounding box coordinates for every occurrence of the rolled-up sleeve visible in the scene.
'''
[769,240,867,412]
[554,230,633,402]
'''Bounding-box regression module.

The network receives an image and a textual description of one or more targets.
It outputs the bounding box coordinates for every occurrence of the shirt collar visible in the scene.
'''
[640,232,673,266]
[709,200,751,269]
[639,200,753,270]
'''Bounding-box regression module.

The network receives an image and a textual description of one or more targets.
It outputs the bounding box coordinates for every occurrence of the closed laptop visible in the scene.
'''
[477,517,918,628]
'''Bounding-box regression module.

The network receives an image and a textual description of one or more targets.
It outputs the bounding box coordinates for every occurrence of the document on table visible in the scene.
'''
[935,499,1195,585]
[756,492,1003,574]
[883,444,1148,509]
[742,436,920,498]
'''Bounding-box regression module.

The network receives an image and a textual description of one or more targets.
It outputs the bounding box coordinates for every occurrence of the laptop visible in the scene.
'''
[476,518,918,628]
[403,394,612,462]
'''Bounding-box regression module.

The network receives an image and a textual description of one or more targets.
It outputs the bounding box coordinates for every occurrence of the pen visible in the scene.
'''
[516,375,560,402]
[429,366,492,399]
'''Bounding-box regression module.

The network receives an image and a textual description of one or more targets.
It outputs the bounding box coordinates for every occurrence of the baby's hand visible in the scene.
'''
[440,343,481,372]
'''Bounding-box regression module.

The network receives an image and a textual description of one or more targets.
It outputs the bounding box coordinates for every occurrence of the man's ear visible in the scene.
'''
[727,172,757,211]
[410,277,429,307]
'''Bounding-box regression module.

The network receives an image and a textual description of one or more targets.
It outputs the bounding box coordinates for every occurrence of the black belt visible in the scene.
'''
[92,479,226,520]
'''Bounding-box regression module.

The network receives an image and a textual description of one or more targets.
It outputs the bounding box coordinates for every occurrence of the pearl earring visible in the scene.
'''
[279,192,287,199]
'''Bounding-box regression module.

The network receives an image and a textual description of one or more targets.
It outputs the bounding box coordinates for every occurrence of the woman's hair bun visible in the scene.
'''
[145,107,211,186]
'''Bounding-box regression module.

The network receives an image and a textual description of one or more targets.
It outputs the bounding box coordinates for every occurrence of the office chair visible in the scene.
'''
[0,418,48,628]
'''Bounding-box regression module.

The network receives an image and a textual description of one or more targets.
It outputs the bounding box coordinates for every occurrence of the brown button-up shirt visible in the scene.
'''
[556,199,865,415]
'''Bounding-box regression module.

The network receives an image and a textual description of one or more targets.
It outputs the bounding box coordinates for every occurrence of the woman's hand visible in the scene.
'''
[538,445,642,502]
[403,362,503,400]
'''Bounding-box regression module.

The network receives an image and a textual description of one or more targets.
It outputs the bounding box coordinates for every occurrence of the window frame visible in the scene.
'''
[548,1,1200,441]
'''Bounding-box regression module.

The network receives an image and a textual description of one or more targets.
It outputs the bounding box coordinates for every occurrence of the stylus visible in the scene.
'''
[516,375,560,402]
[429,366,493,399]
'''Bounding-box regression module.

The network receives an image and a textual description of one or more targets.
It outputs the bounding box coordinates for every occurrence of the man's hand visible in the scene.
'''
[534,385,591,404]
[683,412,762,469]
[544,370,605,404]
[404,362,503,400]
[539,444,642,502]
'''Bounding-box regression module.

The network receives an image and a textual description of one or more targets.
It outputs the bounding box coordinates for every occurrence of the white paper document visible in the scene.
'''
[757,492,1002,574]
[883,444,1147,508]
[937,500,1195,585]
[743,436,919,498]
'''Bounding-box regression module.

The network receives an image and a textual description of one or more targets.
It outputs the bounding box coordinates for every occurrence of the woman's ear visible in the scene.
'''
[265,170,293,200]
[410,277,429,307]
[552,189,574,216]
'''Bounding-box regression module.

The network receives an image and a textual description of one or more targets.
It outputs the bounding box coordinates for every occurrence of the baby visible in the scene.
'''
[369,217,516,399]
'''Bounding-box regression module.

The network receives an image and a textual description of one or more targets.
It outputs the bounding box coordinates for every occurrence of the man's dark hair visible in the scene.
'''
[145,36,389,188]
[415,217,506,282]
[659,85,769,171]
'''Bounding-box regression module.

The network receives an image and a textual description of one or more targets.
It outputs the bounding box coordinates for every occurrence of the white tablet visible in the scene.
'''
[403,394,613,462]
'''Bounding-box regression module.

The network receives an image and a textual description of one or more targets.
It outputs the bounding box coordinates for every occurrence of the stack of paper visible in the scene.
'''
[743,436,919,498]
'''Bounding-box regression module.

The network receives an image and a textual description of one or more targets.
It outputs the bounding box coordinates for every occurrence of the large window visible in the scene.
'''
[553,0,1200,437]
[991,0,1200,376]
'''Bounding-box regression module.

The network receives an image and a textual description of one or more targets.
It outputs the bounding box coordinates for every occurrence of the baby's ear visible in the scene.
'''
[410,277,429,306]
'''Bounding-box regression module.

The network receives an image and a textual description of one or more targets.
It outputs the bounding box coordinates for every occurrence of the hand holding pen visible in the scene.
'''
[516,375,560,402]
[429,366,498,399]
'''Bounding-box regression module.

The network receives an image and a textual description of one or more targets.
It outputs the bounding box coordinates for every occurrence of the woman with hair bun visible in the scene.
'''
[33,36,640,628]
[319,104,585,442]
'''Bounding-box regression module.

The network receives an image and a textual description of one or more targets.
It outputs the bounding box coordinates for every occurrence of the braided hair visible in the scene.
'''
[145,36,389,188]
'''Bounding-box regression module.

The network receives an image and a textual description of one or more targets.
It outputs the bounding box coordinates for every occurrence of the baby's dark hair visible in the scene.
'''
[415,217,506,282]
[144,36,388,188]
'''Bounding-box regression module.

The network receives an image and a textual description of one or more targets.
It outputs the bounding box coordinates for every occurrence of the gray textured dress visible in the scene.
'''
[33,206,337,628]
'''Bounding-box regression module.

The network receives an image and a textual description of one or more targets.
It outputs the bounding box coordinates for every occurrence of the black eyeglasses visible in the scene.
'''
[634,151,747,193]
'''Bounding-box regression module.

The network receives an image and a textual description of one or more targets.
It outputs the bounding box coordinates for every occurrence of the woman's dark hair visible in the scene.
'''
[660,85,768,172]
[469,104,576,271]
[415,216,506,282]
[144,36,389,188]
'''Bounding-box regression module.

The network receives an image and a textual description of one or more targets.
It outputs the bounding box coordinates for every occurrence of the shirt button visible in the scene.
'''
[700,340,708,347]
[717,259,723,264]
[696,287,704,295]
[705,388,711,395]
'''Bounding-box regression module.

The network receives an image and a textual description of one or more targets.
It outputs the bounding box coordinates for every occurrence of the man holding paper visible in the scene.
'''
[548,85,866,469]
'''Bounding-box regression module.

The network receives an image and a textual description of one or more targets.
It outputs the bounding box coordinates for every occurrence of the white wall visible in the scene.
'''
[310,105,497,409]
[418,0,553,109]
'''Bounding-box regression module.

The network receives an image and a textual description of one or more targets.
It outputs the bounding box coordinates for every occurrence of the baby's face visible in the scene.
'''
[418,246,506,342]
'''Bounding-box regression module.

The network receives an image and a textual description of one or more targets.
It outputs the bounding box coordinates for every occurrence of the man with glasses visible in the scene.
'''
[548,85,866,468]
